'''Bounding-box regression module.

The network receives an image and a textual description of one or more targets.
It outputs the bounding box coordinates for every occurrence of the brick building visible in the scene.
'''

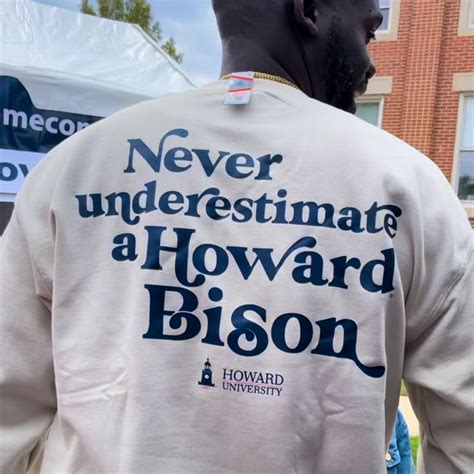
[356,0,474,224]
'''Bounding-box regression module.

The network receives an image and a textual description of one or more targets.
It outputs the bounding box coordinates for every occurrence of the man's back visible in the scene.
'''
[1,80,472,473]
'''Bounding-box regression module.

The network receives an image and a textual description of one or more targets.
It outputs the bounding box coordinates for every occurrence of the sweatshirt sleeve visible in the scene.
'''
[402,159,474,474]
[0,125,95,473]
[0,211,57,473]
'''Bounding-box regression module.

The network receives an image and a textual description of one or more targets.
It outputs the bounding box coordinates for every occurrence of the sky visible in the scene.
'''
[33,0,222,85]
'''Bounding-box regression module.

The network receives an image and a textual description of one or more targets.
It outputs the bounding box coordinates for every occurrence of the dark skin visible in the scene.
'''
[213,0,383,113]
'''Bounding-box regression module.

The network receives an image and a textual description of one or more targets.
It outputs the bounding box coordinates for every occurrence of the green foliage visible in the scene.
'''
[81,0,96,15]
[410,436,420,467]
[80,0,183,63]
[400,381,408,397]
[126,0,155,35]
[161,38,184,64]
[97,0,125,21]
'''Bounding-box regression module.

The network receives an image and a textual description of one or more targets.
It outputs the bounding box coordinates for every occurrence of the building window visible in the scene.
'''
[374,1,401,41]
[356,100,383,127]
[456,96,474,201]
[459,0,474,35]
[379,0,392,31]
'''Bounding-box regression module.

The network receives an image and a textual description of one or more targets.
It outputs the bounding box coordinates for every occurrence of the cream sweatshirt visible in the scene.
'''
[1,79,473,474]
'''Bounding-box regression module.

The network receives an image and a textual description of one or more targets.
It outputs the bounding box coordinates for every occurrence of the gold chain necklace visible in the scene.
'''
[221,72,300,91]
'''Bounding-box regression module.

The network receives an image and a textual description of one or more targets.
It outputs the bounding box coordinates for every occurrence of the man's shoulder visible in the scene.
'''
[306,99,407,148]
[52,87,442,185]
[97,89,201,125]
[39,89,201,157]
[303,98,431,169]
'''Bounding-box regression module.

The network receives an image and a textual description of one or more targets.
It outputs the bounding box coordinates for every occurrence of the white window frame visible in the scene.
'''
[378,0,392,32]
[459,0,474,35]
[356,76,392,128]
[376,0,402,42]
[452,94,474,207]
[356,97,385,128]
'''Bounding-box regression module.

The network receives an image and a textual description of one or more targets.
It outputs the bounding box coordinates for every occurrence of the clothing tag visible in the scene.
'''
[224,72,255,105]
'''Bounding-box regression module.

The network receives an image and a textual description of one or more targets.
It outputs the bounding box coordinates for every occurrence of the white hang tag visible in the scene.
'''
[224,72,255,105]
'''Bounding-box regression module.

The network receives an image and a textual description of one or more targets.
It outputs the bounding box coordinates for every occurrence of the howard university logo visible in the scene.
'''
[198,359,285,397]
[198,358,215,387]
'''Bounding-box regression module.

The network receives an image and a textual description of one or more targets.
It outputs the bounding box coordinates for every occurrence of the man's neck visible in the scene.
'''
[219,37,313,97]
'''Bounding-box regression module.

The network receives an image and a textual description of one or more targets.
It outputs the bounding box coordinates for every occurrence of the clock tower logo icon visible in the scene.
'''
[198,358,216,387]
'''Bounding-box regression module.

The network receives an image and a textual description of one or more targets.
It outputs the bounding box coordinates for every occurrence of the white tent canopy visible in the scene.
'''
[0,0,195,116]
[0,0,195,229]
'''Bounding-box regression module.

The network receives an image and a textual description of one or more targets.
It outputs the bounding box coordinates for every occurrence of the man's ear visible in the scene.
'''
[293,0,319,37]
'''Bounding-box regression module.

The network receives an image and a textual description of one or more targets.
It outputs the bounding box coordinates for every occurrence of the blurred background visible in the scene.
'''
[37,0,222,85]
